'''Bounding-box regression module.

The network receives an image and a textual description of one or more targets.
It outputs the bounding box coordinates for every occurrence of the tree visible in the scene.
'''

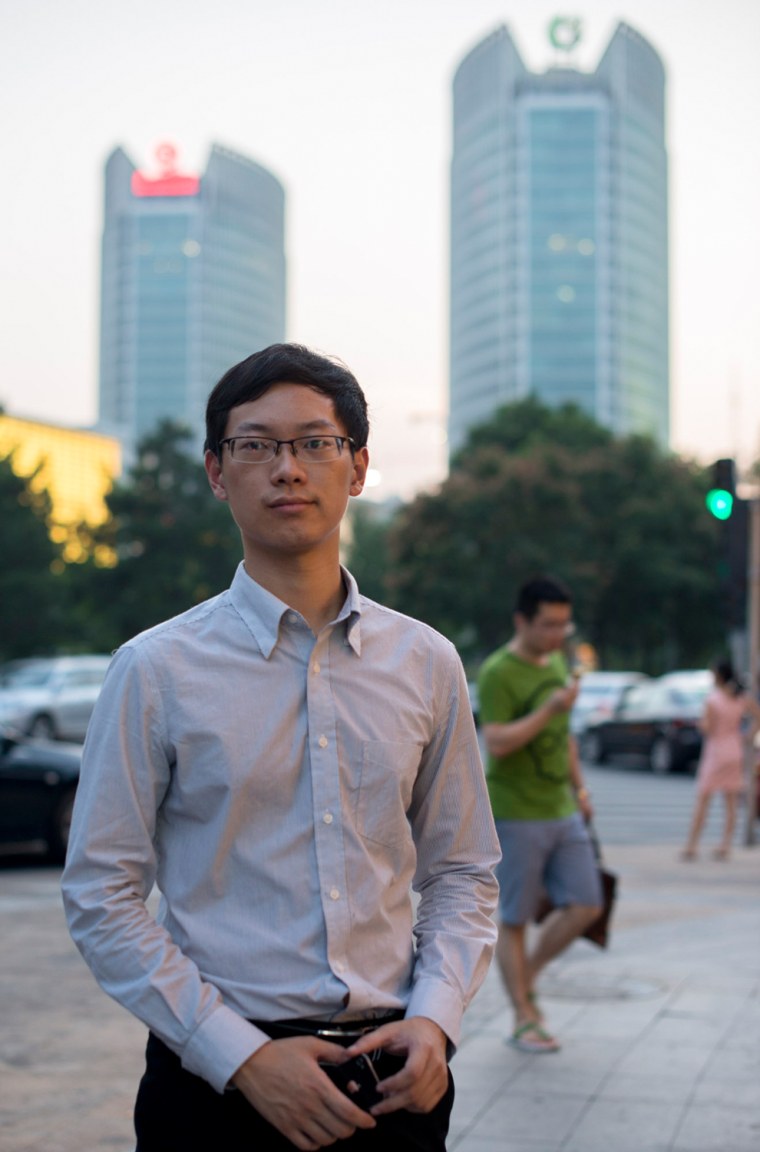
[0,452,64,660]
[66,422,242,649]
[344,502,393,603]
[381,400,725,673]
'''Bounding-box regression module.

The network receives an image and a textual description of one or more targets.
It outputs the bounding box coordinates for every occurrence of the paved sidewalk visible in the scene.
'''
[448,843,760,1152]
[2,840,758,1151]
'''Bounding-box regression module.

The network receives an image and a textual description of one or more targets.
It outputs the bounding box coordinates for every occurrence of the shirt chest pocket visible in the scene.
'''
[356,741,422,848]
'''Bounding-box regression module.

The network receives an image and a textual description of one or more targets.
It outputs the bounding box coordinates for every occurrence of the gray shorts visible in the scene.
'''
[495,812,602,926]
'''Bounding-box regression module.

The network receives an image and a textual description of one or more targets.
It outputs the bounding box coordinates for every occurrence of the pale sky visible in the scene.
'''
[1,0,758,499]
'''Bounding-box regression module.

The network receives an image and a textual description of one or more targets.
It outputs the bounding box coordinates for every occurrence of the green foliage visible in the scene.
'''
[65,421,242,649]
[344,503,393,603]
[0,452,64,660]
[372,399,726,673]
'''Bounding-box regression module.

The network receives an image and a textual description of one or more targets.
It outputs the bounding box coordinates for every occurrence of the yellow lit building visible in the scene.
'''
[0,415,121,564]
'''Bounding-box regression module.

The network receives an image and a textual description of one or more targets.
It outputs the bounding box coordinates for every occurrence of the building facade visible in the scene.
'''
[0,415,121,563]
[449,22,669,452]
[98,143,286,457]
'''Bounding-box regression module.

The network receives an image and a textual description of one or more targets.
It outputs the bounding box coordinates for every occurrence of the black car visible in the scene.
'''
[579,670,712,774]
[0,726,81,861]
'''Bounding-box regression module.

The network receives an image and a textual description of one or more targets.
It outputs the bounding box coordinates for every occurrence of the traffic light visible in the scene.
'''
[707,459,747,630]
[705,458,735,520]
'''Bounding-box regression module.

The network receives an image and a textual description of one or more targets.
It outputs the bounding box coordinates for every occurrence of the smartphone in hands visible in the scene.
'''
[320,1053,383,1111]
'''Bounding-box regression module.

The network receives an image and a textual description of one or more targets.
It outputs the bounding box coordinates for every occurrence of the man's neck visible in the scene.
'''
[508,637,552,667]
[243,549,346,634]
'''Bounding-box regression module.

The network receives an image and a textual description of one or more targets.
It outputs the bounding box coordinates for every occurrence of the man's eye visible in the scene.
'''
[240,439,270,452]
[302,438,332,450]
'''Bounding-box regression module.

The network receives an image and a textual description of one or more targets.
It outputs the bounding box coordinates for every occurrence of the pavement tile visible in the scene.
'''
[599,1071,698,1104]
[672,1104,760,1152]
[612,1041,713,1079]
[562,1099,682,1152]
[457,1089,587,1144]
[691,1076,760,1110]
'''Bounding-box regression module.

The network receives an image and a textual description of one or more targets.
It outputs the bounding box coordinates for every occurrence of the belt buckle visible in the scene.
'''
[315,1023,376,1040]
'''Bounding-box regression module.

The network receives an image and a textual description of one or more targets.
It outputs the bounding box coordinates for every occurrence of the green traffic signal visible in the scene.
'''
[705,488,733,520]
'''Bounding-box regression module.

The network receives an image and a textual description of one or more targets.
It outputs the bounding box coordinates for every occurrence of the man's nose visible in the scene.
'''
[269,442,307,479]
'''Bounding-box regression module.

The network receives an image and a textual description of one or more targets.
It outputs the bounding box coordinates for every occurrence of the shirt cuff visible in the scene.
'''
[182,1004,271,1093]
[405,978,463,1055]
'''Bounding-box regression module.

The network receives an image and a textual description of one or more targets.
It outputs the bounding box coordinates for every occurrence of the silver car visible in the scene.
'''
[0,656,111,741]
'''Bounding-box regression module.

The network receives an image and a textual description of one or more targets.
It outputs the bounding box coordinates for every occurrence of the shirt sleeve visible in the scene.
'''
[60,645,267,1093]
[404,647,501,1049]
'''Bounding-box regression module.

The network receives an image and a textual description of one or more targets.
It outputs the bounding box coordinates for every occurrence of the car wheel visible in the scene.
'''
[650,736,674,775]
[29,713,56,740]
[48,786,76,863]
[580,731,605,764]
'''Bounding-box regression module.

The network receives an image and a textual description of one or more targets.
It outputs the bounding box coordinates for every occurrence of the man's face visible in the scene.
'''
[515,601,573,658]
[204,382,368,562]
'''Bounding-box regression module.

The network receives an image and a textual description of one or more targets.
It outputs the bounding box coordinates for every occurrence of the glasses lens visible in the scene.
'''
[295,437,343,461]
[230,438,277,462]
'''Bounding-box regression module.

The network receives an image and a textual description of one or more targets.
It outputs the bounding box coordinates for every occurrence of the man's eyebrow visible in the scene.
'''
[230,419,339,434]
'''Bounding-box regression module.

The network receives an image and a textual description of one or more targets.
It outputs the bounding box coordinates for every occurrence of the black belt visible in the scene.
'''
[249,1010,405,1045]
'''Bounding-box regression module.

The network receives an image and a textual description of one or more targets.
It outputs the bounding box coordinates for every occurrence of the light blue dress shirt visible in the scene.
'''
[62,563,500,1093]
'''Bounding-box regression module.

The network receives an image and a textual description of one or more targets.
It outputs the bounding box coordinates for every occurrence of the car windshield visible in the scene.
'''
[670,687,710,708]
[0,664,54,689]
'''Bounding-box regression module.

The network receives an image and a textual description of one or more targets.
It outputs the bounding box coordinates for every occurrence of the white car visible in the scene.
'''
[0,656,111,741]
[570,671,649,736]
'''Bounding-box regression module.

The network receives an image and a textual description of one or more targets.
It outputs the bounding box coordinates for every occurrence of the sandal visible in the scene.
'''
[507,1021,560,1053]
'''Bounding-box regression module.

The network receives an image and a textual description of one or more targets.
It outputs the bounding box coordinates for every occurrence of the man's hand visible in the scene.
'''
[231,1036,376,1150]
[345,1016,449,1116]
[547,678,580,716]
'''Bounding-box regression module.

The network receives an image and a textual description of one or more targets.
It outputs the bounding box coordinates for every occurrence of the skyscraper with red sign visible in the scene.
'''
[98,143,286,456]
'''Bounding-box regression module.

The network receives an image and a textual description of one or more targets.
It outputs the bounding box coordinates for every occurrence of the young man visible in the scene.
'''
[62,344,500,1151]
[477,576,601,1054]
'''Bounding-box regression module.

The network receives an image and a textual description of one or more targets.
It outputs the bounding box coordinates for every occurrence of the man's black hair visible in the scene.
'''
[515,576,572,621]
[205,343,370,457]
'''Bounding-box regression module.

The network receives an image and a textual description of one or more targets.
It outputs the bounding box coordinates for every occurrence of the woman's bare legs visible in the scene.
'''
[682,792,711,859]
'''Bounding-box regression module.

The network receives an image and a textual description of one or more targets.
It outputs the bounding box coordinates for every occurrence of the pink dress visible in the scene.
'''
[696,689,747,795]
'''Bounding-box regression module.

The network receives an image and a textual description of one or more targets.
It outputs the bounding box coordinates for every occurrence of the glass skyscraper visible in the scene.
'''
[449,22,668,452]
[98,143,286,456]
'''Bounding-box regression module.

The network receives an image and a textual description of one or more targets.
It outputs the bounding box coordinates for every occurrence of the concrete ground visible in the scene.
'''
[449,842,760,1152]
[1,837,758,1150]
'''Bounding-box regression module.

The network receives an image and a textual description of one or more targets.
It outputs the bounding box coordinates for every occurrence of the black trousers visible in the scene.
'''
[134,1032,454,1151]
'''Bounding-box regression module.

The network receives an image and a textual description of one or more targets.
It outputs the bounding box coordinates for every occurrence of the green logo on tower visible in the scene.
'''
[548,16,583,52]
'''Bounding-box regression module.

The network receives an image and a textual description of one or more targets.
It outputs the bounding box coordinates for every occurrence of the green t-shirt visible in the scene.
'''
[477,646,576,820]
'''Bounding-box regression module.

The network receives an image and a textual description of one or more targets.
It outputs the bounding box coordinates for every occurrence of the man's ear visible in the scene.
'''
[205,449,228,502]
[350,445,370,496]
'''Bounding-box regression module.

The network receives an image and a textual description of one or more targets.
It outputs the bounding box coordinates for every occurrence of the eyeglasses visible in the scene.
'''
[219,435,355,464]
[534,621,576,636]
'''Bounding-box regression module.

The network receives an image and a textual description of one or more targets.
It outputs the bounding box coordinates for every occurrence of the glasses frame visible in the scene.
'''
[218,434,356,464]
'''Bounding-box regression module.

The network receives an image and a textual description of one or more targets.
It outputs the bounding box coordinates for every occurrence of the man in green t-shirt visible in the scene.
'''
[477,576,601,1054]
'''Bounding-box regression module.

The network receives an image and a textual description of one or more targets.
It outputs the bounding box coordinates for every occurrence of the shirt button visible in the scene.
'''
[318,735,328,748]
[288,612,298,623]
[313,662,321,674]
[323,812,333,824]
[335,961,345,974]
[330,888,340,901]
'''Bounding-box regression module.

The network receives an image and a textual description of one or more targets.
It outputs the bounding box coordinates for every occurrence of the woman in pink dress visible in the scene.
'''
[681,661,760,860]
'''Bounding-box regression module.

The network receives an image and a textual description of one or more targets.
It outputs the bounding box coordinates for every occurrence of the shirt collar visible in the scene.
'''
[229,562,362,658]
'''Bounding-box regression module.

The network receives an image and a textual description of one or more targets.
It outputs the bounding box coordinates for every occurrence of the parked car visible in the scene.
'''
[570,671,649,735]
[0,655,111,741]
[0,725,81,860]
[579,670,713,774]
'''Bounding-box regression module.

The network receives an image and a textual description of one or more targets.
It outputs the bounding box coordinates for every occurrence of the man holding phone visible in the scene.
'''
[477,576,601,1055]
[62,344,500,1150]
